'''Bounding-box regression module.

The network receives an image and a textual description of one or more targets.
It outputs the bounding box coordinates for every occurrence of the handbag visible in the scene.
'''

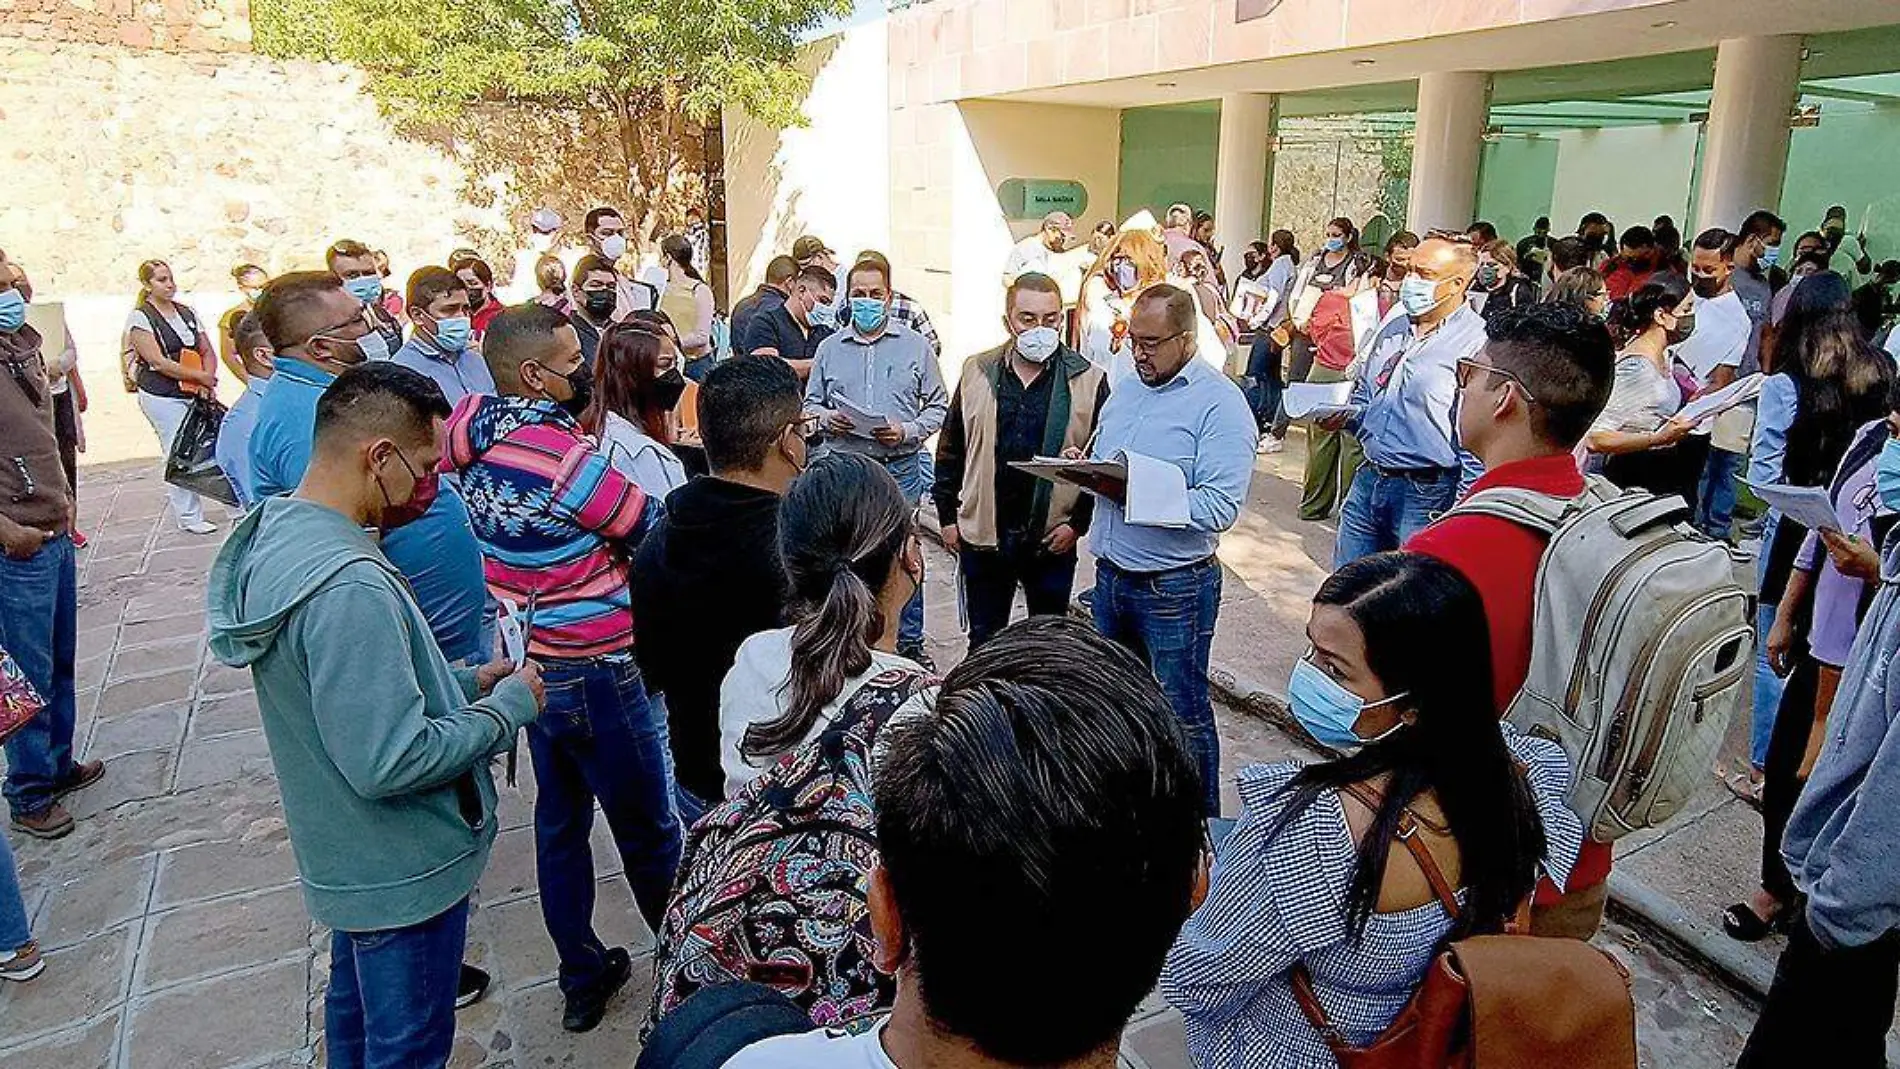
[0,643,46,746]
[1289,783,1636,1069]
[164,395,241,508]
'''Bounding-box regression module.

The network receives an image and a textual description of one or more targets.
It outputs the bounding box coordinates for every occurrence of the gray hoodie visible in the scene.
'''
[1783,532,1900,950]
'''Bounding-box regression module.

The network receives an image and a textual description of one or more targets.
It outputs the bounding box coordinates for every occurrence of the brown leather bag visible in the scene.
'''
[1289,786,1636,1069]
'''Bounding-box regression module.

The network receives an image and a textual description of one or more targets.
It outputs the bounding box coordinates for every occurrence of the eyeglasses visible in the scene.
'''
[790,414,823,438]
[307,304,377,347]
[1131,330,1186,357]
[1455,357,1539,403]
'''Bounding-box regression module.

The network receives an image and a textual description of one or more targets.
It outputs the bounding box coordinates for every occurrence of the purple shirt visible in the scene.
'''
[1797,423,1888,667]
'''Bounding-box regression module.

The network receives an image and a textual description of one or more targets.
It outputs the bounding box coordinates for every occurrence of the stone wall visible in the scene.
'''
[1,0,252,53]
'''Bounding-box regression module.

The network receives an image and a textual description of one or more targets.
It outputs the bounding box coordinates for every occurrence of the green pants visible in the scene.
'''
[1300,364,1363,521]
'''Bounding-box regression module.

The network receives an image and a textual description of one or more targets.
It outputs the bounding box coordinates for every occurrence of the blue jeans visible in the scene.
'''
[1750,518,1785,770]
[1334,466,1460,569]
[528,657,682,996]
[0,829,29,950]
[1697,446,1744,541]
[0,535,78,820]
[1243,333,1284,432]
[325,899,468,1069]
[1092,558,1222,815]
[881,452,926,652]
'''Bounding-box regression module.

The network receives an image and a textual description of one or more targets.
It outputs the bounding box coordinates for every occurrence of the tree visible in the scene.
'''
[253,0,850,237]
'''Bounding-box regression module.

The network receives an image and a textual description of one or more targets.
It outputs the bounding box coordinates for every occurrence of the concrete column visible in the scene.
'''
[1214,92,1275,282]
[1406,72,1490,234]
[1694,36,1803,233]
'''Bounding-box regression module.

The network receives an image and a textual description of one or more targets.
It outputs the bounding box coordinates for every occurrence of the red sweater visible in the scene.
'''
[1407,452,1613,901]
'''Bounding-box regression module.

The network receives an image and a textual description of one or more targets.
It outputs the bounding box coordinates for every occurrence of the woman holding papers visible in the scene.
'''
[1584,275,1698,499]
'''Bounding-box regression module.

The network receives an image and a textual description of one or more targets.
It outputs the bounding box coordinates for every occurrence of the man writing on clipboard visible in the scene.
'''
[1052,284,1256,816]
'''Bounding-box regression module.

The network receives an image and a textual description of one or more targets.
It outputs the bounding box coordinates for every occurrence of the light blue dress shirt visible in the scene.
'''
[216,376,269,509]
[391,335,496,406]
[803,322,949,461]
[1088,357,1257,572]
[1748,371,1799,488]
[1348,303,1486,487]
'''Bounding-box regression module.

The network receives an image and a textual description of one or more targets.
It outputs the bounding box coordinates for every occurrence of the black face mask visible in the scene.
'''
[554,364,592,418]
[582,289,615,318]
[467,288,489,309]
[1691,275,1725,299]
[652,367,687,411]
[1666,313,1696,346]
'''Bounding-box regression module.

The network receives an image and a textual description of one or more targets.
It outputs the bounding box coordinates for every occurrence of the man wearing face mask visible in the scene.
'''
[1820,204,1874,282]
[326,239,405,358]
[1733,210,1786,378]
[1002,211,1075,287]
[741,264,836,378]
[804,256,948,664]
[208,361,545,1069]
[1328,235,1485,567]
[445,303,677,1034]
[583,206,656,319]
[393,266,494,406]
[1675,228,1753,541]
[566,255,621,370]
[933,273,1108,649]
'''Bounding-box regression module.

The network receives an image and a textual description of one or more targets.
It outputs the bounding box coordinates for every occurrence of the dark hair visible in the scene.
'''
[1136,283,1197,337]
[454,257,495,288]
[406,265,466,314]
[1467,220,1498,244]
[1385,230,1420,254]
[1739,210,1786,243]
[1618,225,1655,251]
[699,354,801,474]
[1826,204,1848,220]
[1482,239,1518,273]
[1653,222,1682,254]
[1548,236,1588,272]
[313,361,450,450]
[1777,305,1895,486]
[1481,302,1615,448]
[875,617,1204,1064]
[1270,228,1300,264]
[662,234,705,284]
[763,255,798,286]
[573,254,617,285]
[325,239,373,270]
[1534,216,1550,230]
[1614,272,1691,337]
[1787,271,1852,317]
[480,302,573,387]
[591,322,676,443]
[1545,266,1605,310]
[253,271,347,352]
[1191,209,1215,229]
[628,307,680,348]
[1326,216,1361,252]
[745,453,911,761]
[1692,227,1736,256]
[1093,220,1116,238]
[584,206,622,233]
[794,265,836,293]
[1579,211,1609,228]
[1276,553,1546,939]
[1006,271,1061,309]
[232,312,271,358]
[846,257,892,292]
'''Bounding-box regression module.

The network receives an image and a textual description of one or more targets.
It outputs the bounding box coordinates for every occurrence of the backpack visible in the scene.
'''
[645,666,934,1037]
[1447,477,1753,841]
[1290,783,1637,1069]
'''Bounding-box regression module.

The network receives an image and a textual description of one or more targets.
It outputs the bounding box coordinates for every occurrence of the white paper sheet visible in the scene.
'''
[832,394,890,439]
[1745,481,1845,533]
[1282,380,1356,420]
[496,598,527,667]
[1123,451,1190,527]
[1677,373,1764,426]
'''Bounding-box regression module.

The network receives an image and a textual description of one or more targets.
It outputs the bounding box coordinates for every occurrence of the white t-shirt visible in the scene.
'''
[1670,288,1750,386]
[725,1022,897,1068]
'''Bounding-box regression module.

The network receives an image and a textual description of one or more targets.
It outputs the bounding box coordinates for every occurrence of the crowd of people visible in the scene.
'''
[0,187,1894,1069]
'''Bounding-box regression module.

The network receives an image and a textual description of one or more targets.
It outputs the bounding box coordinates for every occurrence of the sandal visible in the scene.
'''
[1722,901,1789,942]
[1720,769,1764,810]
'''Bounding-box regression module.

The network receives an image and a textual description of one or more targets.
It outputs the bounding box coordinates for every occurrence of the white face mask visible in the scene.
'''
[599,234,628,261]
[1015,325,1060,364]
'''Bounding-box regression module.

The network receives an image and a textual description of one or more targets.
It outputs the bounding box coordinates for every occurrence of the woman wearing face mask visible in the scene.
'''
[1585,274,1698,498]
[589,322,689,497]
[1473,240,1539,323]
[1162,552,1579,1068]
[451,256,502,340]
[658,234,716,377]
[126,259,221,534]
[1088,220,1117,258]
[1079,228,1168,374]
[1237,233,1300,451]
[1278,218,1373,429]
[718,452,932,795]
[1178,248,1239,372]
[1546,266,1610,325]
[218,263,269,384]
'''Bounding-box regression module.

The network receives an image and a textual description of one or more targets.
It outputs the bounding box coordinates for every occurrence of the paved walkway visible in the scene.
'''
[0,454,1768,1067]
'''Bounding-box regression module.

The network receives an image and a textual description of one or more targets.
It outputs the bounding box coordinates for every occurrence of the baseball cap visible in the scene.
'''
[531,208,563,234]
[792,235,835,262]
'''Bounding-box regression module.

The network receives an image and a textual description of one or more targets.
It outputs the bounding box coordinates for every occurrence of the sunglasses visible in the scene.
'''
[1455,357,1539,404]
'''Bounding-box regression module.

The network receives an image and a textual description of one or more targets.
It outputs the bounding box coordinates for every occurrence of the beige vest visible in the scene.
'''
[955,344,1105,548]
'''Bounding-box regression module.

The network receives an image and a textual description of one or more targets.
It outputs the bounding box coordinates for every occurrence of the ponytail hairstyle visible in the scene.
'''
[662,234,706,285]
[743,452,913,761]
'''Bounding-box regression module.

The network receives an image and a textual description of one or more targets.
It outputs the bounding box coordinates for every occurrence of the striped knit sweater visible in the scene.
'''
[444,394,663,661]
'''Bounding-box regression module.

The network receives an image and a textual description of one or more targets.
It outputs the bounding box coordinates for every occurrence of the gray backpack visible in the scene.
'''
[1450,478,1753,841]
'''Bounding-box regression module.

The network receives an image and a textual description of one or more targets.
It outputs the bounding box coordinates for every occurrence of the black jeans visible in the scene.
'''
[1738,907,1900,1069]
[959,531,1078,650]
[1759,651,1819,904]
[1269,336,1317,439]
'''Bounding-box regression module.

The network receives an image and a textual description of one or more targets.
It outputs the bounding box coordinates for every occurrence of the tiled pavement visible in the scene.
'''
[1,460,1763,1067]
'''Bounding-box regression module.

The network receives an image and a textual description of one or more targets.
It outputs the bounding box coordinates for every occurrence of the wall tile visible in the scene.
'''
[1154,1,1214,72]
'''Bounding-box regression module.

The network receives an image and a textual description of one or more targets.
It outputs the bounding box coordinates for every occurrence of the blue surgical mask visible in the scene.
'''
[1287,658,1409,752]
[1761,245,1781,269]
[1876,438,1900,512]
[849,297,888,334]
[1323,236,1347,254]
[343,275,383,304]
[1398,275,1445,319]
[430,315,472,353]
[806,300,838,331]
[0,289,24,332]
[1110,260,1138,291]
[357,328,392,364]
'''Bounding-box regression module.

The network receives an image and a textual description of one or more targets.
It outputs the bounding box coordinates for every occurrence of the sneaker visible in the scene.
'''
[10,803,74,841]
[562,947,632,1033]
[456,963,490,1010]
[0,942,44,982]
[1256,435,1285,455]
[178,520,219,536]
[54,760,105,799]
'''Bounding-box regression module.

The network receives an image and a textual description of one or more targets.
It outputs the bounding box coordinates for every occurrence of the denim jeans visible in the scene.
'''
[0,829,29,950]
[1092,558,1222,815]
[1333,465,1460,570]
[528,656,682,995]
[1750,519,1785,770]
[0,535,78,820]
[881,452,926,651]
[325,899,468,1069]
[1696,446,1744,541]
[1243,333,1283,433]
[959,531,1078,650]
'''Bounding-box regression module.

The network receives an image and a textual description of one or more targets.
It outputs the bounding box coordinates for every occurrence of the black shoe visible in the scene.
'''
[897,644,936,672]
[1722,901,1790,943]
[455,963,490,1010]
[562,947,632,1033]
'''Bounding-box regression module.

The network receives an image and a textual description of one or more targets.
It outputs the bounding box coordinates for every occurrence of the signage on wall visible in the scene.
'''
[998,178,1090,220]
[1236,0,1285,23]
